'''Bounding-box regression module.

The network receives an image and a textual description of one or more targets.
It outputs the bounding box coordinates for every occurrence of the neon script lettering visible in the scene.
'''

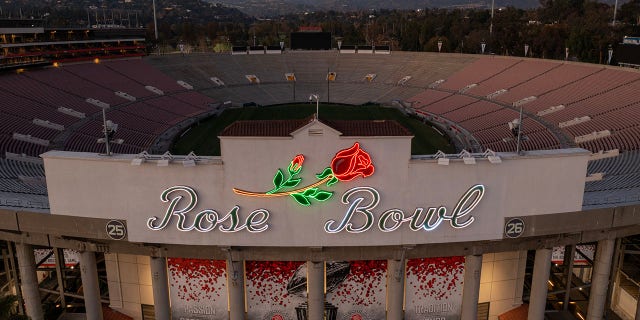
[324,185,484,233]
[147,185,484,234]
[147,186,269,233]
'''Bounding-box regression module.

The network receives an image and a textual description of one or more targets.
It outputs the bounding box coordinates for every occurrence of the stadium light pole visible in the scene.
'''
[101,107,112,156]
[152,0,158,40]
[310,94,320,119]
[613,0,618,26]
[516,106,523,155]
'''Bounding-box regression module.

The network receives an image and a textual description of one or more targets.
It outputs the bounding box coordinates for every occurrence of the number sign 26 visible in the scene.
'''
[504,217,525,238]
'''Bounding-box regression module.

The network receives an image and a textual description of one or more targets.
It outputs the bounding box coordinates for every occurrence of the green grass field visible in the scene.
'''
[170,104,456,156]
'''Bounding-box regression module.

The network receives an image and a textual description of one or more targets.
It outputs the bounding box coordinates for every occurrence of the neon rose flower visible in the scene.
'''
[289,154,304,173]
[330,142,374,181]
[350,314,363,320]
[233,142,375,206]
[271,314,284,320]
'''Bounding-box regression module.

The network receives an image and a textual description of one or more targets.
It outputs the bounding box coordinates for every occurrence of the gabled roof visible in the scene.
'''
[219,117,412,137]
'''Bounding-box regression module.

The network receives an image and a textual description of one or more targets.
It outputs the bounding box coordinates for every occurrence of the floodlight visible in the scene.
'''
[183,159,196,167]
[483,149,502,164]
[487,156,502,164]
[434,150,449,165]
[131,158,144,166]
[157,159,169,167]
[458,150,476,165]
[463,157,476,165]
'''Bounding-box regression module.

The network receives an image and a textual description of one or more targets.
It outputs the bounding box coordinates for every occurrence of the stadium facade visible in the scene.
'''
[0,51,640,320]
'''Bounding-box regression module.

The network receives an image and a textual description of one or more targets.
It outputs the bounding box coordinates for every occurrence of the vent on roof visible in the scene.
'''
[308,128,323,136]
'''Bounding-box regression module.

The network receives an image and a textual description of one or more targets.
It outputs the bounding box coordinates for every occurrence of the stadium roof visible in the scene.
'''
[219,118,413,137]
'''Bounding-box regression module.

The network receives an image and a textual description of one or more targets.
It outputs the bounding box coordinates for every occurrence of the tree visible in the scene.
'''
[0,294,28,320]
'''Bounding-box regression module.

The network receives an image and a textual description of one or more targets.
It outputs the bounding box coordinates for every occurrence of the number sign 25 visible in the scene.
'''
[106,220,127,240]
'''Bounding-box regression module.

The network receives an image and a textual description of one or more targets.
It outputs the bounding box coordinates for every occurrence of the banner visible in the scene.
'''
[405,257,465,320]
[552,245,595,265]
[168,258,228,320]
[326,260,387,320]
[246,261,305,320]
[33,249,79,267]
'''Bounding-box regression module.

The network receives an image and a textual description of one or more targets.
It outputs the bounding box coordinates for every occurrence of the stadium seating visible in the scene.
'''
[1,52,640,210]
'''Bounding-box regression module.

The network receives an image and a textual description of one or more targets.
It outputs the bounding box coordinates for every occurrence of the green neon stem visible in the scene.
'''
[233,176,332,197]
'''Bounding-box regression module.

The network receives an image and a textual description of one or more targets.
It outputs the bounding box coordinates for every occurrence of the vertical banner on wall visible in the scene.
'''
[405,257,465,320]
[246,261,306,320]
[326,260,387,320]
[168,258,228,320]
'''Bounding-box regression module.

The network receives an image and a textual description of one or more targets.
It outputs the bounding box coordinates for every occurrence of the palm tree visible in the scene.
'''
[0,294,29,320]
[0,294,19,319]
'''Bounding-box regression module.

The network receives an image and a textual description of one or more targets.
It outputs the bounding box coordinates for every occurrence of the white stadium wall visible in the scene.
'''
[42,120,589,248]
[38,120,593,320]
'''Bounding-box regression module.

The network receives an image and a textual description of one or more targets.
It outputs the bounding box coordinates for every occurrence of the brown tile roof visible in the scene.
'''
[323,120,412,136]
[219,118,412,137]
[498,303,528,320]
[102,305,134,320]
[219,118,311,137]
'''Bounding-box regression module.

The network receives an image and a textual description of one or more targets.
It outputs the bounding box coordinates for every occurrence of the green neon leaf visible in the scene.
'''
[303,188,318,196]
[327,176,339,187]
[316,167,333,179]
[312,190,333,201]
[273,169,284,189]
[282,178,302,188]
[291,193,311,206]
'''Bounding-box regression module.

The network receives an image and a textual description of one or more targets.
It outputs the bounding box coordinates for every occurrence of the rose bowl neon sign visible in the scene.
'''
[146,142,486,234]
[233,142,375,206]
[147,184,485,234]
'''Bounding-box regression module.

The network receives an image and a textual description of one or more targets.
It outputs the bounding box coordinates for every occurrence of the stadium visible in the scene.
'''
[1,35,640,320]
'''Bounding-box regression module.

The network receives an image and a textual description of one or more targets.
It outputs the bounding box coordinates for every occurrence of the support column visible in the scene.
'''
[528,248,552,320]
[587,239,615,320]
[150,257,171,320]
[562,245,576,311]
[307,261,325,320]
[461,254,483,320]
[227,260,245,320]
[635,288,640,320]
[8,242,23,314]
[53,248,67,311]
[387,259,405,320]
[80,251,103,320]
[15,243,44,320]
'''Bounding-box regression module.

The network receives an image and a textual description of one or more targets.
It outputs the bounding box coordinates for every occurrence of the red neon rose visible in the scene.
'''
[351,314,363,320]
[289,154,304,172]
[272,314,284,320]
[331,142,375,181]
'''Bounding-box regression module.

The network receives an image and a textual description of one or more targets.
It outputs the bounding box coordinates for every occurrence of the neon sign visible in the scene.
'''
[233,142,375,206]
[324,185,484,233]
[147,186,270,233]
[146,185,485,234]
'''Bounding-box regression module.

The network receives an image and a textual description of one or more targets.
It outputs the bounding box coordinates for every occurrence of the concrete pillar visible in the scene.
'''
[528,248,552,320]
[636,289,640,320]
[587,239,616,320]
[461,254,483,320]
[15,243,43,320]
[227,260,245,320]
[635,288,640,320]
[150,257,171,320]
[53,248,67,310]
[80,251,103,320]
[307,261,325,320]
[387,259,405,320]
